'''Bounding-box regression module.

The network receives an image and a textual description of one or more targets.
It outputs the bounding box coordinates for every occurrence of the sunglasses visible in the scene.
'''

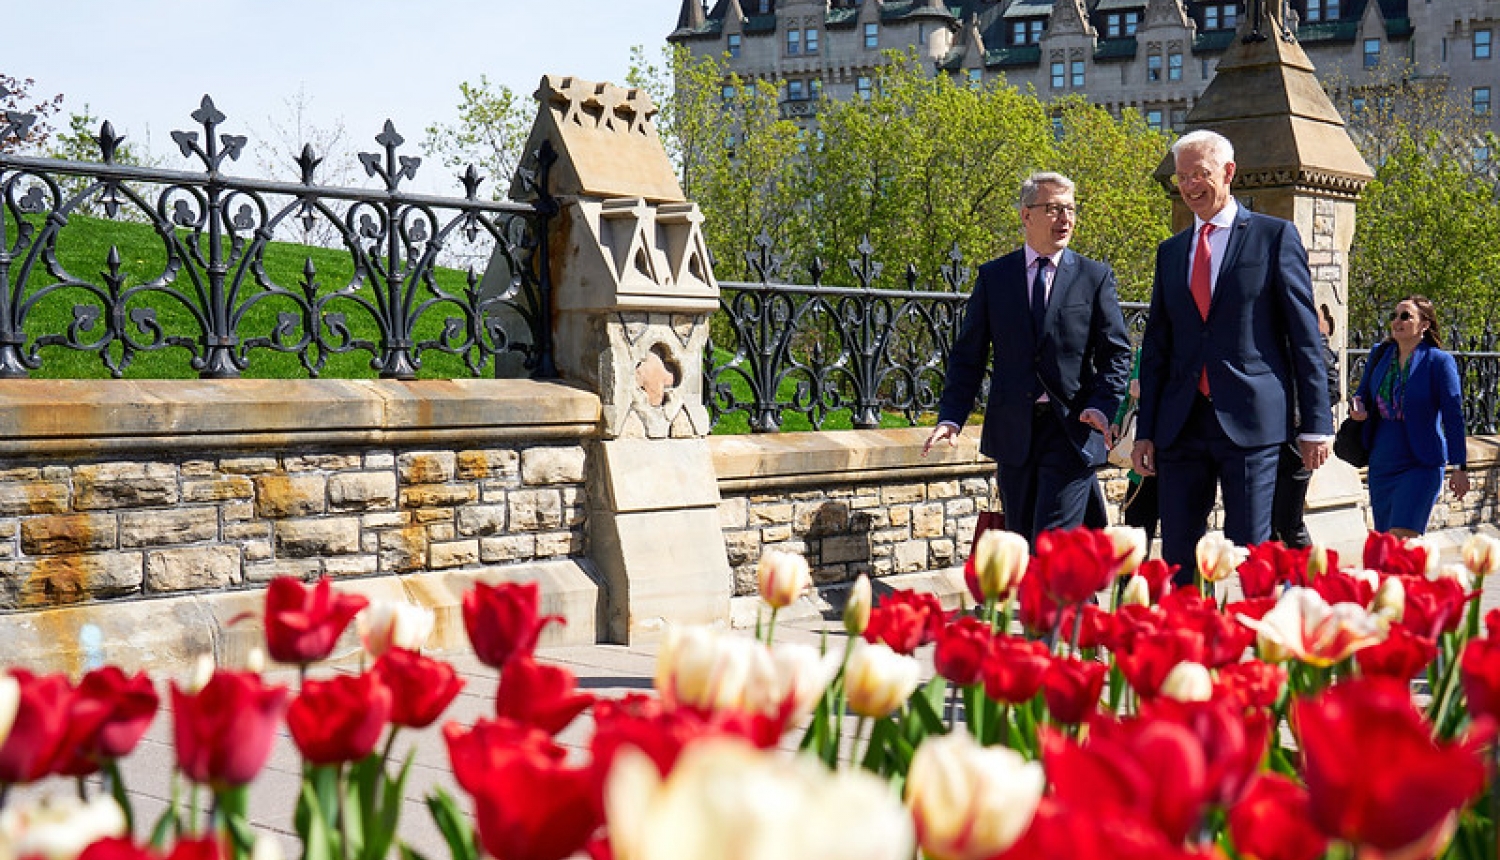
[1389,310,1415,322]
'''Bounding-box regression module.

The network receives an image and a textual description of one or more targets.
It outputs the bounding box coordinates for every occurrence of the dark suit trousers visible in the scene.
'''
[999,405,1097,547]
[1158,395,1278,584]
[1271,442,1312,549]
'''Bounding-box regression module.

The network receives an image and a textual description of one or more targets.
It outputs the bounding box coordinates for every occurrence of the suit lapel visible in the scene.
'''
[1208,205,1253,317]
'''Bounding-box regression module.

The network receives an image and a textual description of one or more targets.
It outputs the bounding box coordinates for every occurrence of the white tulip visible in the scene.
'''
[844,639,922,718]
[1160,661,1214,703]
[972,529,1030,598]
[1104,526,1148,577]
[0,795,126,860]
[906,731,1045,860]
[357,599,436,657]
[1196,534,1245,582]
[1463,533,1500,579]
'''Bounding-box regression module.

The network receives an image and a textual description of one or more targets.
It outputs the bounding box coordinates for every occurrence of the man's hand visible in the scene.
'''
[923,422,960,456]
[1300,438,1331,471]
[1450,468,1470,501]
[1080,408,1111,447]
[1132,439,1156,477]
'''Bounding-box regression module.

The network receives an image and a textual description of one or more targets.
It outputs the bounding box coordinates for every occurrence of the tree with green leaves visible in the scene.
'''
[0,74,63,153]
[422,75,531,202]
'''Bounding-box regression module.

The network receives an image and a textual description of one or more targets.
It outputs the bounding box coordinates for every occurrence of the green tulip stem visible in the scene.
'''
[853,715,871,768]
[999,594,1014,637]
[766,607,780,645]
[336,763,352,860]
[833,636,855,766]
[1067,606,1085,657]
[75,774,88,801]
[1490,743,1500,860]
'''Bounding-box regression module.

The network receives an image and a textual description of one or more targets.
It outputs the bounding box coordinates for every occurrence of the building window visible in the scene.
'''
[1307,0,1324,21]
[1327,0,1340,18]
[1169,52,1183,80]
[1125,12,1140,34]
[1477,145,1492,164]
[1012,21,1027,44]
[1205,5,1220,29]
[1146,109,1163,130]
[1307,0,1339,21]
[1477,29,1493,60]
[1475,87,1492,116]
[722,84,736,102]
[1364,38,1380,68]
[787,28,801,55]
[1104,12,1140,37]
[967,68,983,87]
[856,76,872,99]
[806,28,819,53]
[1051,61,1066,89]
[810,78,822,99]
[1171,107,1187,131]
[787,79,806,101]
[1030,20,1045,42]
[1351,96,1366,114]
[1052,116,1065,139]
[864,22,878,49]
[727,34,741,58]
[1147,53,1162,82]
[1071,60,1085,87]
[757,0,770,12]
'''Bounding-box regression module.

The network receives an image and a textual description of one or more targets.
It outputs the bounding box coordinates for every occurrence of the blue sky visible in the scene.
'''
[8,0,683,192]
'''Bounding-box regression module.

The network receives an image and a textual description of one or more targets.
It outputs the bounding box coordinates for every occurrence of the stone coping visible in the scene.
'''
[0,560,601,677]
[0,378,603,455]
[708,426,991,491]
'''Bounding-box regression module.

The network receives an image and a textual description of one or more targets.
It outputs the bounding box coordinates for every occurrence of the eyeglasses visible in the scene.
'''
[1389,310,1415,322]
[1169,168,1216,187]
[1026,203,1077,218]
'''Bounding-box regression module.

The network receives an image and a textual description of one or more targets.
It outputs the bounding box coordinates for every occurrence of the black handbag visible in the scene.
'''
[1333,415,1369,467]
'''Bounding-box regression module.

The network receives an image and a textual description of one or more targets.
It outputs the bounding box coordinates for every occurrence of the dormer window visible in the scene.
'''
[1203,4,1237,30]
[1012,19,1044,45]
[1105,11,1139,38]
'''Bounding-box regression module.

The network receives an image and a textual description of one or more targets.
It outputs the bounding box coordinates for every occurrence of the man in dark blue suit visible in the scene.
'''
[1131,130,1333,583]
[925,172,1131,546]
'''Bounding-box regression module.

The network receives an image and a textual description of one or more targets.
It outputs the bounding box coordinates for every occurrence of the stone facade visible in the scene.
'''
[670,0,1499,141]
[0,443,587,610]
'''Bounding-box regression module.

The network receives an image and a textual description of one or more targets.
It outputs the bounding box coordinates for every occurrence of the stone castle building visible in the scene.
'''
[669,0,1497,149]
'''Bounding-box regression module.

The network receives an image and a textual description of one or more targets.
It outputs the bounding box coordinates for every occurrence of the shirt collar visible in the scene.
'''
[1195,198,1238,234]
[1024,246,1062,270]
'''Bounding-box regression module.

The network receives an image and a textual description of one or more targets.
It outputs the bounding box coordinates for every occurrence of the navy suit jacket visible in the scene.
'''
[937,247,1131,468]
[1354,341,1467,468]
[1137,204,1332,450]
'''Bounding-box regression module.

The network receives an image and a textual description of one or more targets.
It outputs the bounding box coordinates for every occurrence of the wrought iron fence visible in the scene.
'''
[706,233,1150,432]
[0,97,557,380]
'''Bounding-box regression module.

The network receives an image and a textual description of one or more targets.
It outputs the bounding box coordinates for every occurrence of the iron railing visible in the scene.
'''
[0,97,557,380]
[706,233,1150,432]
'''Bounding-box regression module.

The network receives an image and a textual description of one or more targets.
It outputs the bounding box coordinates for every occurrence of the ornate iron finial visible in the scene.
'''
[358,120,421,192]
[2,110,37,147]
[295,144,323,185]
[848,235,883,288]
[171,96,244,171]
[745,231,784,283]
[940,241,971,292]
[96,121,125,164]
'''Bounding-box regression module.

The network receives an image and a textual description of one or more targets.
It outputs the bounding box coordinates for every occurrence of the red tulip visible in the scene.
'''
[589,694,746,790]
[264,576,369,665]
[1116,628,1204,699]
[1103,605,1166,653]
[863,589,946,655]
[1170,603,1256,669]
[1213,660,1286,711]
[1462,635,1500,722]
[1140,696,1271,808]
[496,655,595,735]
[1228,774,1329,860]
[1358,623,1438,681]
[982,635,1052,705]
[287,672,392,765]
[998,796,1208,860]
[933,615,993,686]
[172,670,290,788]
[443,717,599,860]
[1043,718,1209,845]
[463,580,562,668]
[373,647,465,728]
[444,717,567,797]
[1133,558,1180,603]
[1041,657,1106,724]
[1401,575,1468,639]
[0,669,89,783]
[1363,531,1429,578]
[1033,528,1117,605]
[1236,556,1279,600]
[1294,677,1485,854]
[1311,570,1374,608]
[80,837,225,860]
[1016,558,1063,635]
[54,667,159,776]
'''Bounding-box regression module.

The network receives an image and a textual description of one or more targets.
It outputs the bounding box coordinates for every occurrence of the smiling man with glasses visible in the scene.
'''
[925,172,1131,547]
[1132,130,1333,585]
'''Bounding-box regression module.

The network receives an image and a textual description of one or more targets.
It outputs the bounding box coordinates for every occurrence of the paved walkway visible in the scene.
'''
[11,523,1500,859]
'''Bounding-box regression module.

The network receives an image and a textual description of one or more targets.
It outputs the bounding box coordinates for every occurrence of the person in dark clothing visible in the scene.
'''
[1269,310,1342,548]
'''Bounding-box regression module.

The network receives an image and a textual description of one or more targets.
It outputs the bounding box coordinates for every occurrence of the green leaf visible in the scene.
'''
[424,787,479,860]
[299,781,335,860]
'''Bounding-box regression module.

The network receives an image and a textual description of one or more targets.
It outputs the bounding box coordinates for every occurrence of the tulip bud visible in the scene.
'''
[187,652,215,693]
[1464,533,1500,579]
[357,599,436,658]
[972,529,1030,600]
[0,676,16,753]
[843,574,873,636]
[1119,573,1151,608]
[1407,536,1441,578]
[1372,575,1405,623]
[757,550,812,610]
[1104,526,1147,577]
[0,795,126,860]
[845,639,922,718]
[1196,534,1244,582]
[1160,661,1214,702]
[1435,563,1475,592]
[252,834,285,860]
[245,647,266,674]
[1306,543,1330,579]
[907,731,1045,860]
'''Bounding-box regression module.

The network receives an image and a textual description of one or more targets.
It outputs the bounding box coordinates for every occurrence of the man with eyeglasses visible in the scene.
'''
[925,172,1130,547]
[1131,130,1333,585]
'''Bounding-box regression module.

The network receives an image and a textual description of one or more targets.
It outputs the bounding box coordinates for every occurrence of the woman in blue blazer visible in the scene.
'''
[1350,295,1469,536]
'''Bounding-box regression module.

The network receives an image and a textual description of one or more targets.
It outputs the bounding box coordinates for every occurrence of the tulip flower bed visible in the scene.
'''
[2,528,1500,860]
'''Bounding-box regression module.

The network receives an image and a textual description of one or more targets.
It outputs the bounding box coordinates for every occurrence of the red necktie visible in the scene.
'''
[1192,223,1214,396]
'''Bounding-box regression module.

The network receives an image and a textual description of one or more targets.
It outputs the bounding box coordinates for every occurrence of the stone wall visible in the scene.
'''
[709,428,997,597]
